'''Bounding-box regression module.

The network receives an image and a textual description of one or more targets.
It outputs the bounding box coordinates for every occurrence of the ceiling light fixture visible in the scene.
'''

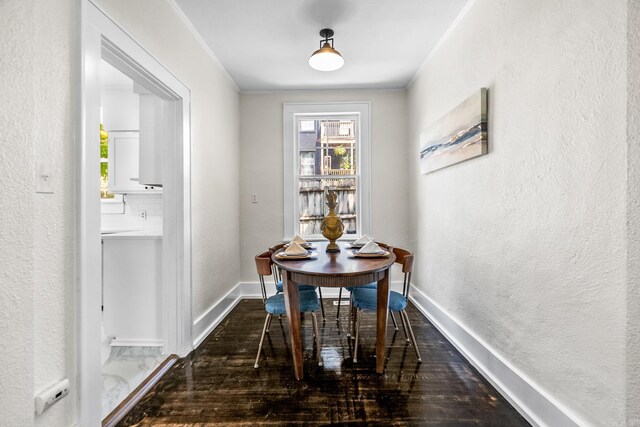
[308,28,344,72]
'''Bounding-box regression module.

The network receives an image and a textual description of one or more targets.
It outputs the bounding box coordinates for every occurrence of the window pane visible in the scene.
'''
[298,177,357,236]
[296,116,359,238]
[320,120,356,175]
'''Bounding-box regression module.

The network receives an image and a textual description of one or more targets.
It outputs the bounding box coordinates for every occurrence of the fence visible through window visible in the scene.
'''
[297,118,358,237]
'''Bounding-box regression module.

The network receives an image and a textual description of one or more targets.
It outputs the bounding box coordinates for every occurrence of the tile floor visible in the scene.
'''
[101,346,166,420]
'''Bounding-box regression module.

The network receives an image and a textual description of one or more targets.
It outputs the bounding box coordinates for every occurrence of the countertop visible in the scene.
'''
[101,228,163,240]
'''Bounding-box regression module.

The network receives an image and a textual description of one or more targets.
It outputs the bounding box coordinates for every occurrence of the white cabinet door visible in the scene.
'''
[108,131,144,193]
[138,93,168,187]
[108,131,161,193]
[102,238,162,346]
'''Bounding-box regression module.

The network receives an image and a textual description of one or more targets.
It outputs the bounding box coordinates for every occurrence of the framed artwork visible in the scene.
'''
[420,88,488,174]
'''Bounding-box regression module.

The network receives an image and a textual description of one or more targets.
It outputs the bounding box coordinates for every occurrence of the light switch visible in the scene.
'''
[35,162,54,194]
[251,194,258,203]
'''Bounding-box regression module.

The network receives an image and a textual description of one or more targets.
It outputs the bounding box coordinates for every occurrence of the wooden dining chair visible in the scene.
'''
[269,243,326,319]
[254,251,322,368]
[350,247,421,363]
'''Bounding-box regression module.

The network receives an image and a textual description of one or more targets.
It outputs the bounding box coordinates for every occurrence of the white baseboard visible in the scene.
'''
[192,284,243,348]
[237,281,406,298]
[193,281,406,347]
[409,287,585,427]
[110,339,163,347]
[192,282,585,426]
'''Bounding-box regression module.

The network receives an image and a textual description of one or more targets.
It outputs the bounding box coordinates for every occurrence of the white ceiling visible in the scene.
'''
[173,0,470,91]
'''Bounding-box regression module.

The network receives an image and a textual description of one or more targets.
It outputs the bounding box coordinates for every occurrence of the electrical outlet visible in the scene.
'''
[138,210,147,220]
[35,379,69,415]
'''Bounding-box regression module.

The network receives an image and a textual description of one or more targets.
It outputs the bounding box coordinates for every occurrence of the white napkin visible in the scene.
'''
[353,235,372,245]
[358,240,384,254]
[284,241,308,256]
[291,234,307,245]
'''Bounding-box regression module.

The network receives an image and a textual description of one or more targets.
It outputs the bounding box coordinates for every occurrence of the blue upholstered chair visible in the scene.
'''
[253,251,322,368]
[350,247,421,363]
[269,243,326,318]
[339,242,402,333]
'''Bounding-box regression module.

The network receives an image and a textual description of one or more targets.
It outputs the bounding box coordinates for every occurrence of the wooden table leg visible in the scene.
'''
[282,271,303,380]
[376,269,390,374]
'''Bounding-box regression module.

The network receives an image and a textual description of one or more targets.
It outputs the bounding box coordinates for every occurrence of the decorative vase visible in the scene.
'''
[321,190,344,252]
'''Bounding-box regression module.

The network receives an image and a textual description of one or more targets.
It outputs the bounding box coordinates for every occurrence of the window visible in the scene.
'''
[100,123,113,199]
[284,102,371,240]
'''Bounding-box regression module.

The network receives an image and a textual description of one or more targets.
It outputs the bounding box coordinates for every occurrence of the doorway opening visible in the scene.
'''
[98,59,166,418]
[80,3,192,425]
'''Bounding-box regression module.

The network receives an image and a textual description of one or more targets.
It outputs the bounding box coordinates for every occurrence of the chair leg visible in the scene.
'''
[353,308,361,363]
[336,287,343,319]
[390,310,399,331]
[311,312,323,366]
[347,300,353,338]
[266,314,273,332]
[254,313,272,368]
[317,287,325,319]
[398,309,410,342]
[401,310,422,362]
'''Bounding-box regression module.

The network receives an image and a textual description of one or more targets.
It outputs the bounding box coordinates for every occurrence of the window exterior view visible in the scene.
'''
[297,118,358,237]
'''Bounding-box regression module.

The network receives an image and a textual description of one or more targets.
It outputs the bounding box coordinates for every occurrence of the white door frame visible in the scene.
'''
[79,2,192,424]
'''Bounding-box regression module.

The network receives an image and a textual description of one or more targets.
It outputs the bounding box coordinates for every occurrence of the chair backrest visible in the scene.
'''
[375,242,394,253]
[268,243,285,253]
[267,243,286,282]
[392,247,414,298]
[255,251,274,303]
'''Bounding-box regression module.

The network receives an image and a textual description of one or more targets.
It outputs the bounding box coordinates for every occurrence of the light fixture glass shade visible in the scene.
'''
[308,42,344,71]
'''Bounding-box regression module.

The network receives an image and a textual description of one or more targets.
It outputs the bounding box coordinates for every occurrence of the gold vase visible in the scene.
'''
[321,190,344,252]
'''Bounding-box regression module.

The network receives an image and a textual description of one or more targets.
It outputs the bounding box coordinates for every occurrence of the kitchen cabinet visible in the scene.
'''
[108,131,161,194]
[101,89,139,131]
[102,235,162,346]
[138,91,172,187]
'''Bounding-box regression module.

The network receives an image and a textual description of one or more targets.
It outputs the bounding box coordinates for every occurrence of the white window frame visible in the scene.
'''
[283,102,371,241]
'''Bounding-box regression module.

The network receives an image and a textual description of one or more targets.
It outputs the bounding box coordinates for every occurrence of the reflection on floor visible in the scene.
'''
[101,346,165,420]
[117,299,530,426]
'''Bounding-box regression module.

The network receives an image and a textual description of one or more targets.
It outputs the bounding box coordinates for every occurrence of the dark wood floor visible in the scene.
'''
[118,299,529,426]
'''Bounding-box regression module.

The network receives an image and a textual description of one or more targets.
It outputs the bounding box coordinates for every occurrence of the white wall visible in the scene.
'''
[0,1,76,426]
[0,0,239,425]
[407,0,628,425]
[93,0,241,323]
[627,1,640,424]
[239,90,408,282]
[0,2,36,424]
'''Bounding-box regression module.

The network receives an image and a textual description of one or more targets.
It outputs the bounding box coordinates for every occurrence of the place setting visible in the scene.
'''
[275,235,318,260]
[346,236,391,258]
[345,234,372,249]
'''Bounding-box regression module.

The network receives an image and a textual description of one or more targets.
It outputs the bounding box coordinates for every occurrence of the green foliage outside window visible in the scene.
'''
[334,145,352,170]
[100,124,114,199]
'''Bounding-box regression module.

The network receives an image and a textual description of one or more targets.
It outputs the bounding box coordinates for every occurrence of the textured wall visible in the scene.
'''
[0,0,76,426]
[628,0,640,424]
[94,0,241,319]
[407,0,627,425]
[0,2,36,424]
[1,0,239,425]
[32,0,76,425]
[239,90,408,282]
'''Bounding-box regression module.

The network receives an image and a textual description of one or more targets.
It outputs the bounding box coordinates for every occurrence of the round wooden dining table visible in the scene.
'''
[272,241,396,380]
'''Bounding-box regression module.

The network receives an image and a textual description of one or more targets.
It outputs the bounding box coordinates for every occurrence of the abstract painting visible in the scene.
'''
[419,88,488,174]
